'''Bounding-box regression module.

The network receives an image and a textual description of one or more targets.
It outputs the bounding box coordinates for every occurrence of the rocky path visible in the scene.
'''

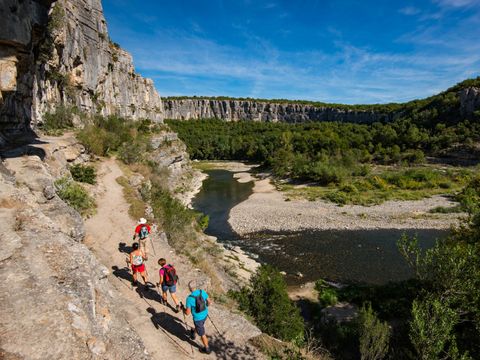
[84,158,261,359]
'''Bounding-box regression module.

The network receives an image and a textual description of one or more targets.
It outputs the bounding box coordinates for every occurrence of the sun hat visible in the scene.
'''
[138,217,147,224]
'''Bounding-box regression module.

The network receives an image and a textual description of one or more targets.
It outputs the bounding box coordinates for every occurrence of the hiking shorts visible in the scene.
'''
[132,263,145,274]
[162,284,176,293]
[194,318,206,336]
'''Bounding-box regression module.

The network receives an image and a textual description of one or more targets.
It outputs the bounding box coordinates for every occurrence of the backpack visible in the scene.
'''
[132,254,143,266]
[163,265,178,286]
[190,290,207,313]
[139,225,149,239]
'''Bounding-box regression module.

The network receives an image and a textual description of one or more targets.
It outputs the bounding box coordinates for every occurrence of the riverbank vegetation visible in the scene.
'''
[167,113,479,204]
[295,175,480,359]
[167,78,480,205]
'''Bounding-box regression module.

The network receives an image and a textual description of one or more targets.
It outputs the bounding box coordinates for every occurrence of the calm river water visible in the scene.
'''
[192,168,446,285]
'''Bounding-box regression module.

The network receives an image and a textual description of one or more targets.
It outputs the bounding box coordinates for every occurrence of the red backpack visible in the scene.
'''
[163,265,178,286]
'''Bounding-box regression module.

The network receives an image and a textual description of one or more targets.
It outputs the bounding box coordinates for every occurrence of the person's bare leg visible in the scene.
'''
[132,271,137,283]
[140,270,147,284]
[200,335,209,349]
[171,293,179,306]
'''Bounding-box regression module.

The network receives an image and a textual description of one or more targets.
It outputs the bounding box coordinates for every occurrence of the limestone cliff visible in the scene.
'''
[460,87,480,116]
[163,98,395,123]
[0,0,163,145]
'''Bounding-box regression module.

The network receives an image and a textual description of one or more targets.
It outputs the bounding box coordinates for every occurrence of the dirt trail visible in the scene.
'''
[85,158,261,359]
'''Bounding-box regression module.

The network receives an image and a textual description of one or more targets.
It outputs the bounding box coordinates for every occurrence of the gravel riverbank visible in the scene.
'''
[228,174,465,235]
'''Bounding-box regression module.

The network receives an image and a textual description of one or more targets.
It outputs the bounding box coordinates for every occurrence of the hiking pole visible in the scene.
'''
[149,236,157,255]
[208,314,221,336]
[180,302,195,355]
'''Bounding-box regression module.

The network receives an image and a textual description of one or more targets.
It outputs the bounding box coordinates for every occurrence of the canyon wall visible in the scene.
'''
[163,98,395,123]
[0,0,163,145]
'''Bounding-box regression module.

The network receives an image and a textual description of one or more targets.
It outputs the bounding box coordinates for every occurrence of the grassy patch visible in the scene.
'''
[278,166,474,206]
[54,177,95,216]
[115,176,145,220]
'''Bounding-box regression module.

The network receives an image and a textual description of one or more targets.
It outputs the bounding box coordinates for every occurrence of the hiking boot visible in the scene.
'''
[132,280,138,287]
[199,347,211,354]
[189,329,196,340]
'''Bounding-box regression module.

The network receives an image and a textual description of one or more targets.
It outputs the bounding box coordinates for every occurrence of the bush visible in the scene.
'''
[358,303,390,360]
[150,185,197,247]
[118,141,146,164]
[315,279,338,307]
[42,105,77,135]
[54,177,95,216]
[196,213,209,230]
[70,164,96,184]
[233,265,304,342]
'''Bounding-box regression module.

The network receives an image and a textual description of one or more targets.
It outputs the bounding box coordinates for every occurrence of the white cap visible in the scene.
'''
[138,218,147,224]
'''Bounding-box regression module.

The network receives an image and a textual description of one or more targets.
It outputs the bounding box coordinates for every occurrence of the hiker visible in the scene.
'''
[157,258,180,312]
[128,242,148,286]
[181,280,212,354]
[133,217,151,258]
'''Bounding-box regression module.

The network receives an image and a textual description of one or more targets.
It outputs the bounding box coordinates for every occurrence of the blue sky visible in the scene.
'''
[102,0,480,104]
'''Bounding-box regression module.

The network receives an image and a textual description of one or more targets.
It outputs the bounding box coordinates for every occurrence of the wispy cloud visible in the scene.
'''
[399,6,421,15]
[434,0,480,7]
[105,2,480,104]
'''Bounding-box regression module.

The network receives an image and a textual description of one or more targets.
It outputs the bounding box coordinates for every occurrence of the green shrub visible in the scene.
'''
[42,105,76,135]
[150,185,197,247]
[118,141,145,164]
[315,280,339,307]
[196,212,210,230]
[54,177,95,216]
[233,265,304,342]
[70,164,96,184]
[323,191,348,205]
[358,303,390,360]
[456,175,480,213]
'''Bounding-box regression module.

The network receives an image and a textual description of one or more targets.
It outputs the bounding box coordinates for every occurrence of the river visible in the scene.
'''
[192,168,446,285]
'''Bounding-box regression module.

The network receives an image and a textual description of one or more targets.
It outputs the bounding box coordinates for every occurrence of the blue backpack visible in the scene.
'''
[139,225,149,239]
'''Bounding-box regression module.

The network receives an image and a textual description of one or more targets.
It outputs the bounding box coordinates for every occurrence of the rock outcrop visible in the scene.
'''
[0,137,149,359]
[163,98,394,123]
[460,87,480,116]
[0,0,163,145]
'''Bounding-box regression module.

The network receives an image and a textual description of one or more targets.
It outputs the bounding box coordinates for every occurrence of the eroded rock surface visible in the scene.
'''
[0,139,149,359]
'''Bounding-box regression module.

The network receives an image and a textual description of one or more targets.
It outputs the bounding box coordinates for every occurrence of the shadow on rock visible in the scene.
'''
[118,242,133,254]
[111,265,132,284]
[209,333,259,359]
[146,307,199,349]
[136,283,163,304]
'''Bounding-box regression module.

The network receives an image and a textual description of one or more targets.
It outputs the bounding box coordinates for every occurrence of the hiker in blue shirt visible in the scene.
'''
[182,280,212,354]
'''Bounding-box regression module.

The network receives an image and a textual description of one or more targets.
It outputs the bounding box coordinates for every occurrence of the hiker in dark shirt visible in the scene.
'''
[157,258,180,312]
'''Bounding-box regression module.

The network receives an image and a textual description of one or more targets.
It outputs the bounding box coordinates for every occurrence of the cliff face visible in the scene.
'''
[460,87,480,116]
[0,0,163,145]
[163,98,394,123]
[0,0,53,143]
